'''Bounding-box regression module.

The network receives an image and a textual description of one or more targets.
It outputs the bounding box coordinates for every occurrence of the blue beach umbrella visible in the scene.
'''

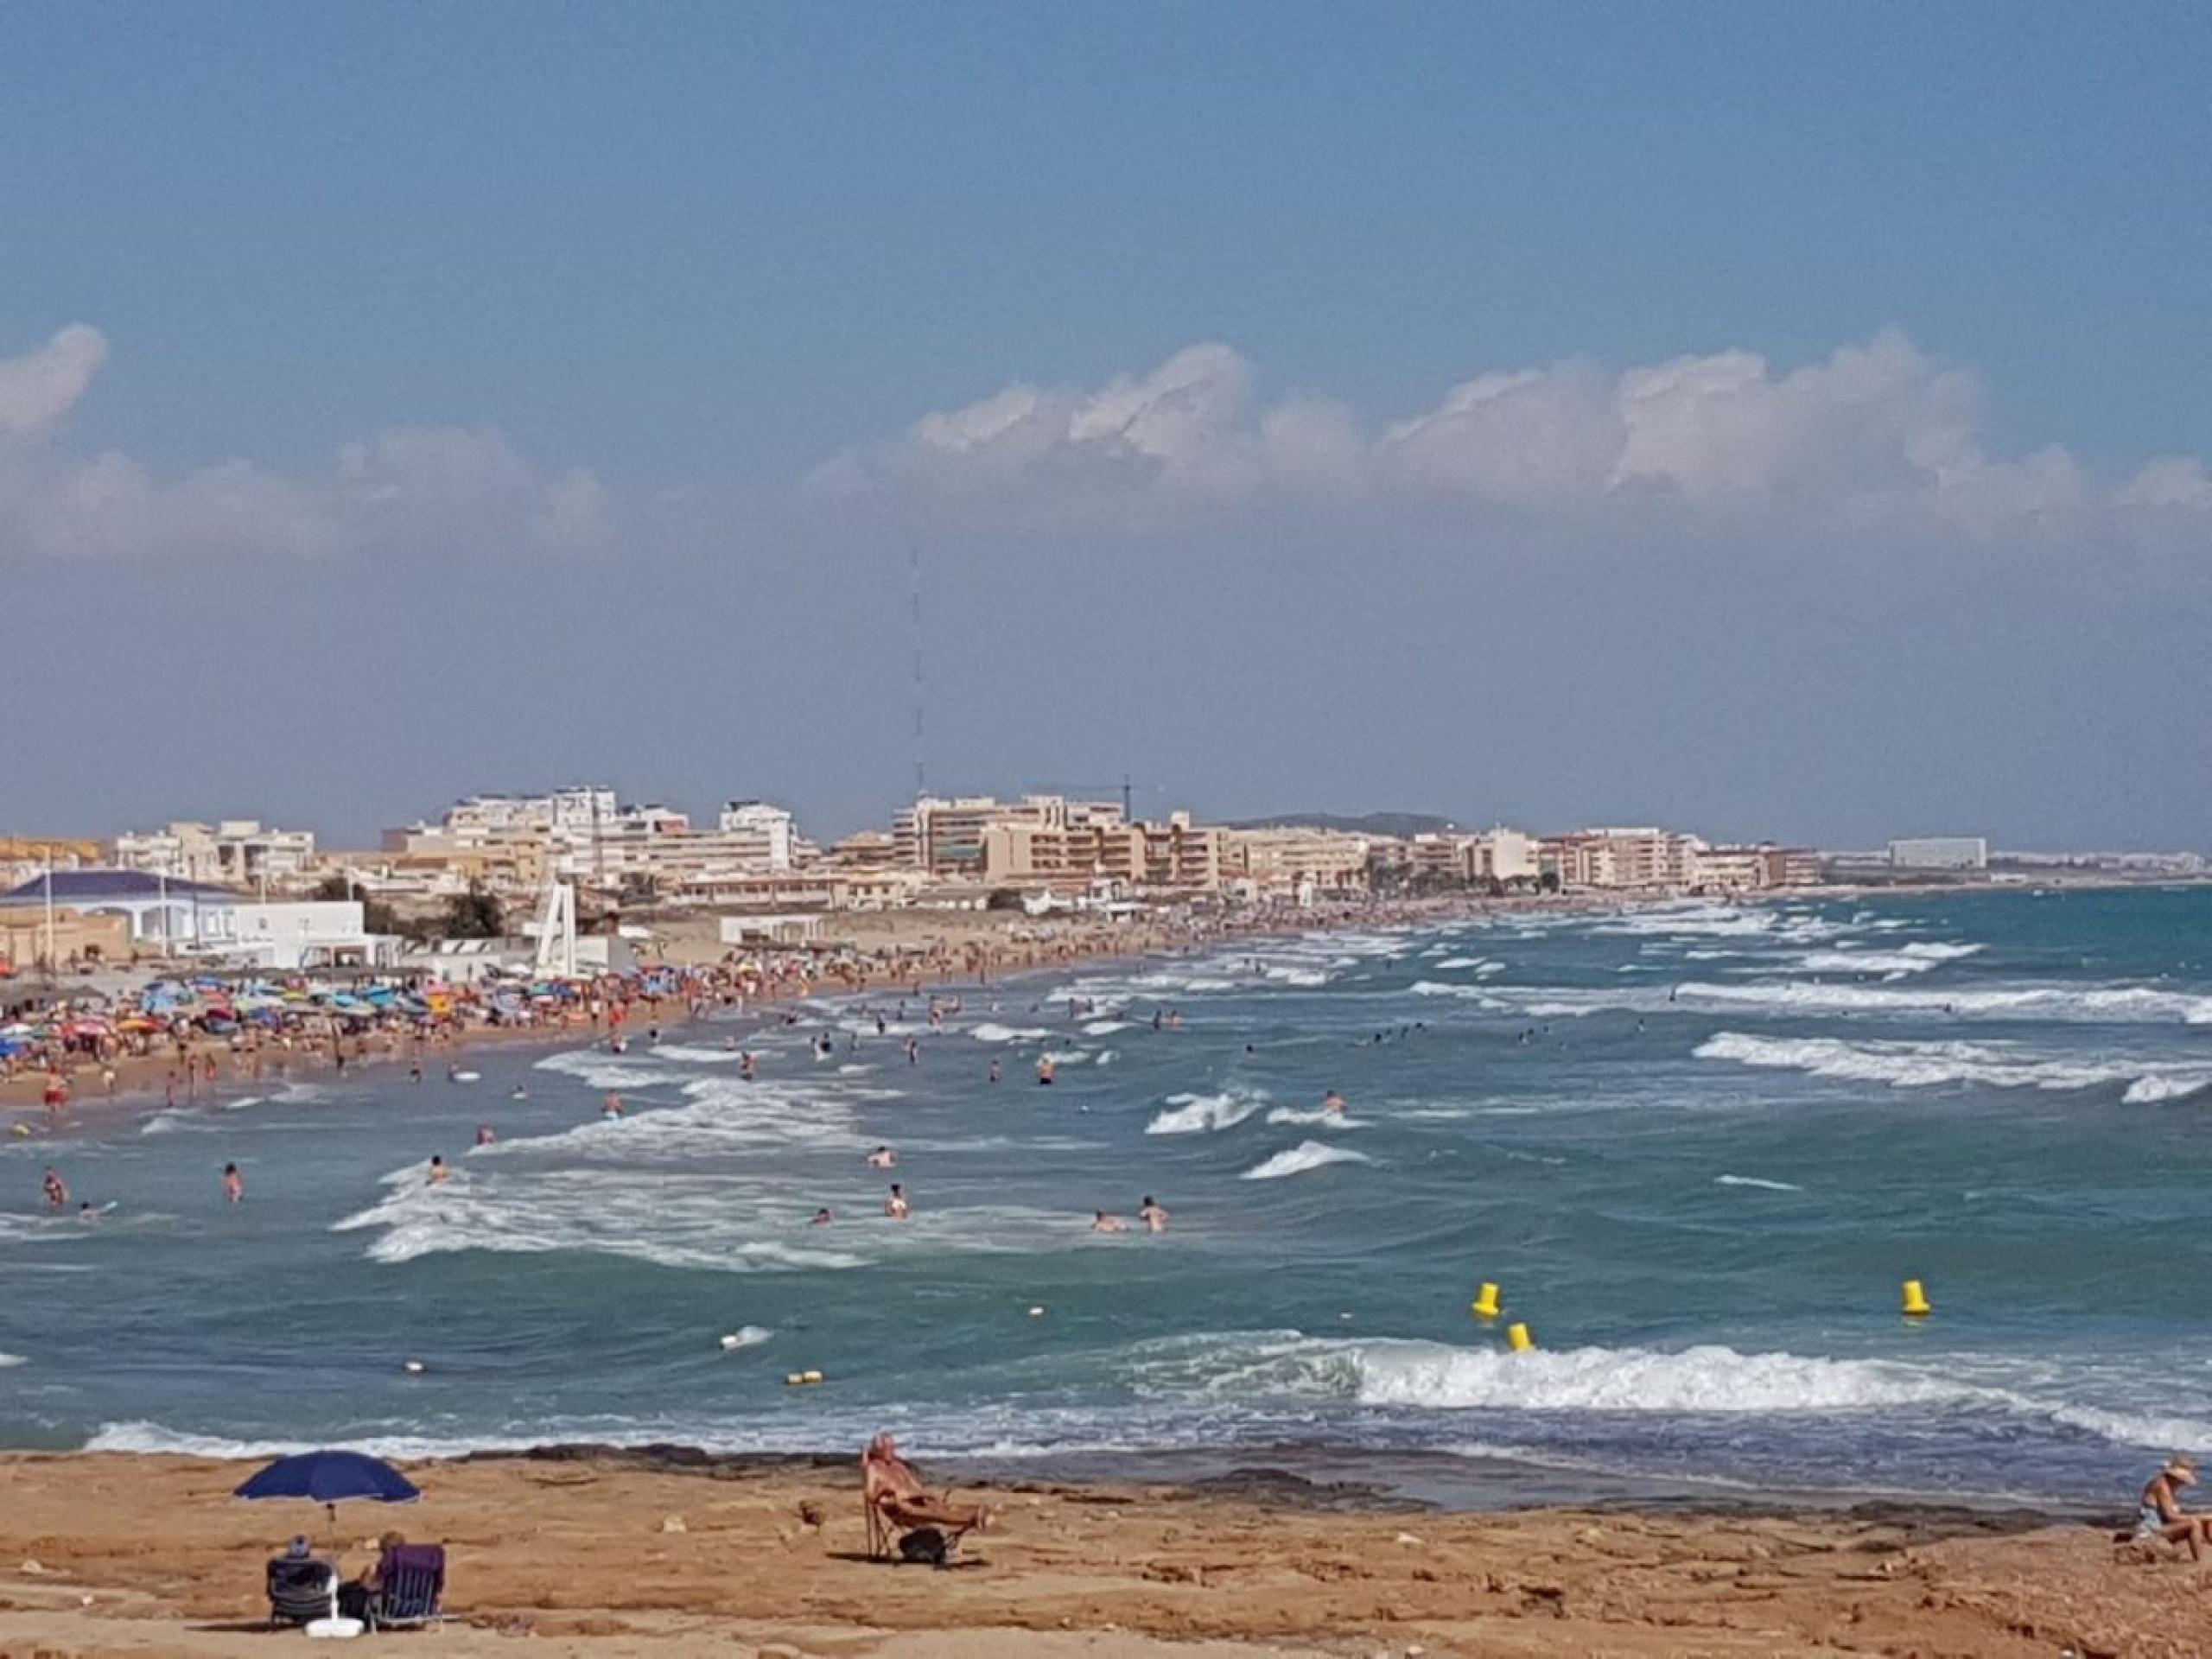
[235,1450,421,1538]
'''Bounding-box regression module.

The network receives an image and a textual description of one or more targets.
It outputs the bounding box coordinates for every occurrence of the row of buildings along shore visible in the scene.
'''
[2,792,2196,975]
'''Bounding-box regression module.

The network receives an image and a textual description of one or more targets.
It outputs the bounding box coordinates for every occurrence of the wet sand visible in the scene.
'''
[0,1449,2199,1656]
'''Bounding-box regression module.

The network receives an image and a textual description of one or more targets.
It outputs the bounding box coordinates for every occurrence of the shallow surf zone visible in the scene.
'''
[329,1161,871,1272]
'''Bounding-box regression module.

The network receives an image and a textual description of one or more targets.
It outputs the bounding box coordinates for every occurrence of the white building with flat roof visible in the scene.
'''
[1888,836,1988,871]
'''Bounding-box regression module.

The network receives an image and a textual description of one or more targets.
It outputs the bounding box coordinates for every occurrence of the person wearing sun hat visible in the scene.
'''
[2136,1455,2209,1557]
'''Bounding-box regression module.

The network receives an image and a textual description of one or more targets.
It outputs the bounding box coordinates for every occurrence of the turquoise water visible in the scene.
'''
[4,886,2210,1509]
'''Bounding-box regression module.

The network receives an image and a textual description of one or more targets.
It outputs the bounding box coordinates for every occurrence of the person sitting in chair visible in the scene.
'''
[337,1530,407,1621]
[861,1433,991,1560]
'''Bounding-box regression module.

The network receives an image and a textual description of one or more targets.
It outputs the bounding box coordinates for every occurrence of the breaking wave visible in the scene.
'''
[1696,1031,2212,1096]
[1146,1088,1268,1135]
[1239,1141,1370,1179]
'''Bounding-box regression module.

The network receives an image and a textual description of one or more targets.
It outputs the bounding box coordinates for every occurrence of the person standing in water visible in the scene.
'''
[884,1183,911,1219]
[41,1167,67,1211]
[223,1163,245,1204]
[1036,1054,1056,1086]
[426,1156,450,1185]
[1139,1195,1169,1233]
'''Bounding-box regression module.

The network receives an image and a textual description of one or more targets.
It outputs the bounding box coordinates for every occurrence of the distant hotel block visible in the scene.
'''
[1887,836,1989,872]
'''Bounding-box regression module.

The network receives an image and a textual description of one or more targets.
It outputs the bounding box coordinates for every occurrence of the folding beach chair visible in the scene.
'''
[367,1542,446,1630]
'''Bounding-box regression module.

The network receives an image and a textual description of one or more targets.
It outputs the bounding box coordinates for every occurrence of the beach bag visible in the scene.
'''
[897,1527,950,1566]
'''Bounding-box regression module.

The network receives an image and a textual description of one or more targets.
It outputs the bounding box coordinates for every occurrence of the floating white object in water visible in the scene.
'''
[1027,1306,1046,1318]
[451,1071,480,1084]
[402,1359,425,1374]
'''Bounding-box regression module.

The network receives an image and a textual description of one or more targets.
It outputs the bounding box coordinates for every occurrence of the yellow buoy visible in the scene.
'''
[1902,1279,1932,1318]
[1506,1321,1534,1352]
[1470,1282,1502,1320]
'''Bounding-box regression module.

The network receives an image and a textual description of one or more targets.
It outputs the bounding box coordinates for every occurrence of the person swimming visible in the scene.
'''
[474,1124,496,1146]
[602,1091,624,1118]
[1323,1089,1346,1113]
[426,1155,450,1185]
[884,1183,911,1219]
[810,1207,835,1225]
[1091,1211,1128,1233]
[865,1146,897,1168]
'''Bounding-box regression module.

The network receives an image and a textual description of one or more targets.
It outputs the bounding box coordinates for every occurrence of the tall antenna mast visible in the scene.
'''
[910,543,926,800]
[1122,772,1133,823]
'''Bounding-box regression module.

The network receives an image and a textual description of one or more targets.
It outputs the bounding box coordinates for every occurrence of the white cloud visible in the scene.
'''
[0,324,107,435]
[835,330,2206,542]
[0,327,612,566]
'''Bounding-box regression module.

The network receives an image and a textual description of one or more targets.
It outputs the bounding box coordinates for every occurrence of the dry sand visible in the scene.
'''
[0,1449,2201,1657]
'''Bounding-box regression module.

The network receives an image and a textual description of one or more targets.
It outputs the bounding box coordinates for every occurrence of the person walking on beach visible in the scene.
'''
[223,1163,244,1204]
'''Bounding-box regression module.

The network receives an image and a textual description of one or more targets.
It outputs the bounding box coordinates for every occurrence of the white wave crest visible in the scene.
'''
[1239,1141,1371,1179]
[1714,1174,1804,1192]
[1679,979,2212,1024]
[0,1352,23,1368]
[1796,943,1984,976]
[971,1023,1050,1044]
[1697,1031,2212,1096]
[1264,1107,1365,1129]
[1082,1020,1135,1035]
[1146,1088,1268,1135]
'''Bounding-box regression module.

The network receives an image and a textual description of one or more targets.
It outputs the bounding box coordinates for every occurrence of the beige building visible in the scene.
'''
[0,906,133,971]
[980,811,1223,892]
[1221,827,1372,897]
[1541,827,1701,890]
[114,820,317,887]
[894,796,1126,876]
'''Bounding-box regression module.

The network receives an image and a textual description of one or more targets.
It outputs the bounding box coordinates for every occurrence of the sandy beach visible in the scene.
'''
[0,1449,2198,1657]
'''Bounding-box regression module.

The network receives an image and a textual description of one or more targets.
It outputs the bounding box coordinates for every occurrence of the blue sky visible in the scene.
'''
[4,4,2209,846]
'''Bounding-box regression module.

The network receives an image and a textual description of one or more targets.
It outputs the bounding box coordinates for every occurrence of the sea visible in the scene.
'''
[5,884,2210,1513]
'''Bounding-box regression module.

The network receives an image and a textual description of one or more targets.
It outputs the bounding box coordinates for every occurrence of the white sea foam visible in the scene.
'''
[971,1023,1051,1044]
[1408,980,1510,1004]
[1680,979,2212,1024]
[2123,1074,2212,1103]
[720,1325,774,1349]
[1146,1088,1268,1135]
[532,1050,697,1090]
[1239,1141,1371,1179]
[0,1352,23,1368]
[1796,942,1984,976]
[1082,1020,1135,1035]
[1264,1107,1366,1129]
[650,1044,744,1064]
[1714,1174,1804,1192]
[1696,1031,2212,1096]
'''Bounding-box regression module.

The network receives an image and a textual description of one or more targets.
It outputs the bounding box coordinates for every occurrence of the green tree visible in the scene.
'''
[442,880,505,939]
[311,873,405,938]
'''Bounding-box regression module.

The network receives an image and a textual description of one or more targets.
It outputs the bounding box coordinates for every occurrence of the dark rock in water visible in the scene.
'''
[1181,1466,1431,1513]
[460,1444,850,1480]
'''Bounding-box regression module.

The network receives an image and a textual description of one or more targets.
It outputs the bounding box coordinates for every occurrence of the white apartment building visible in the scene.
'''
[714,801,801,871]
[112,819,317,887]
[1889,836,1988,871]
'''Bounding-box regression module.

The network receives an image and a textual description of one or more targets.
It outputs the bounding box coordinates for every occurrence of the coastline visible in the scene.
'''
[0,1448,2188,1657]
[0,890,1599,1135]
